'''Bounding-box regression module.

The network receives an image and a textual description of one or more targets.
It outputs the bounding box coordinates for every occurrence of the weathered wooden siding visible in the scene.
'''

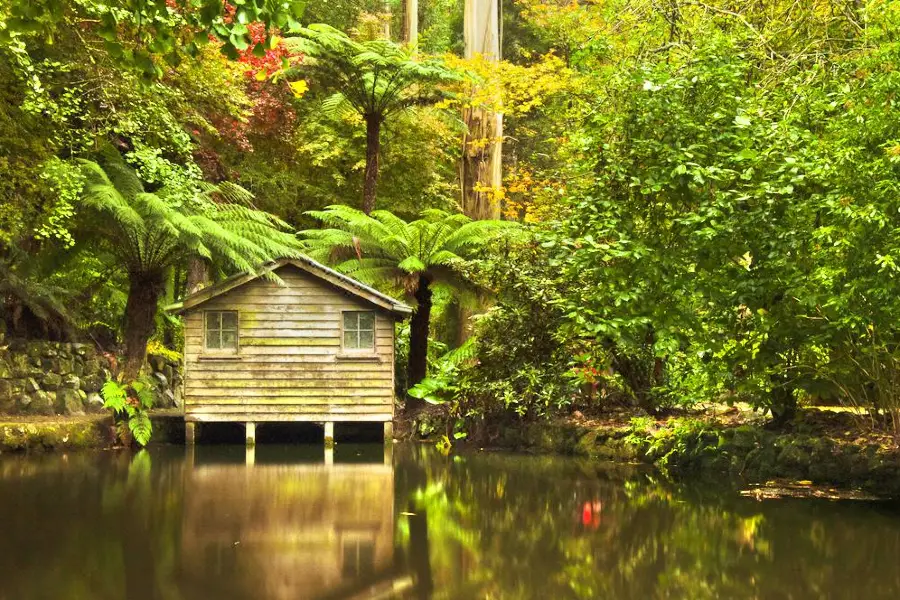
[183,265,396,423]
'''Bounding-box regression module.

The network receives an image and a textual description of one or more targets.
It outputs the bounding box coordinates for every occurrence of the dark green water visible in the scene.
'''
[1,444,899,600]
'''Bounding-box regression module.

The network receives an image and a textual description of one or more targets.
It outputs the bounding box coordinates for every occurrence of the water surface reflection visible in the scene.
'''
[1,444,900,599]
[181,445,396,600]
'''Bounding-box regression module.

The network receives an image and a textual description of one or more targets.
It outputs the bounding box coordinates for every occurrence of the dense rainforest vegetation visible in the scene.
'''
[3,0,900,443]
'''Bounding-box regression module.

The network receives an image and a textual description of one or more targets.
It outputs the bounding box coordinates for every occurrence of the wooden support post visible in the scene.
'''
[325,446,334,466]
[245,422,256,447]
[384,421,394,444]
[324,422,334,449]
[184,444,195,472]
[383,438,393,466]
[246,445,256,466]
[185,422,196,445]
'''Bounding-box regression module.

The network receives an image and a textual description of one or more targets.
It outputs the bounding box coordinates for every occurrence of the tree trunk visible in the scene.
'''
[406,275,433,410]
[403,0,418,47]
[185,256,209,296]
[122,271,165,382]
[363,114,382,215]
[460,107,503,221]
[461,0,503,221]
[457,0,503,344]
[407,501,434,599]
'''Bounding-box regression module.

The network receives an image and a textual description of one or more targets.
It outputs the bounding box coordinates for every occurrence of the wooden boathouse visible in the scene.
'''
[170,257,412,446]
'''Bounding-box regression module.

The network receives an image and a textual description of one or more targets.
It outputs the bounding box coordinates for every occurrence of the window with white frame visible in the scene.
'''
[343,311,375,351]
[204,311,239,352]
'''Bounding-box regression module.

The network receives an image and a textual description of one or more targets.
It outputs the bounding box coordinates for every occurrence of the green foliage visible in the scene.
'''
[76,150,303,276]
[487,2,900,423]
[0,247,75,339]
[407,338,476,405]
[300,204,514,298]
[284,24,463,120]
[2,0,305,79]
[101,378,154,446]
[283,24,464,211]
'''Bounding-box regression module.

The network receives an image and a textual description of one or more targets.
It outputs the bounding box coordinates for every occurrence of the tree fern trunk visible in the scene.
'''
[122,271,165,382]
[406,275,433,411]
[363,114,382,215]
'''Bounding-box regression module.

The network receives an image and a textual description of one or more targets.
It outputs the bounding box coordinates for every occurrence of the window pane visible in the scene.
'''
[344,331,358,349]
[343,312,357,331]
[221,330,237,349]
[358,330,374,349]
[206,330,221,349]
[358,312,375,331]
[205,313,218,334]
[221,311,238,329]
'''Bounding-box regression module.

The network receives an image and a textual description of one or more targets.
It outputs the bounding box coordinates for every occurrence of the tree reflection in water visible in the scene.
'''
[1,445,900,600]
[395,445,900,600]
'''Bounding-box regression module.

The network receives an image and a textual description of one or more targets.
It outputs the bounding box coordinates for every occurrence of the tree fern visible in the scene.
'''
[283,24,465,213]
[77,150,305,379]
[300,205,514,399]
[0,247,75,339]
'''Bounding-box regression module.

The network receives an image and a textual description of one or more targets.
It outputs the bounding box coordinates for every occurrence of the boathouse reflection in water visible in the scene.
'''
[179,444,415,600]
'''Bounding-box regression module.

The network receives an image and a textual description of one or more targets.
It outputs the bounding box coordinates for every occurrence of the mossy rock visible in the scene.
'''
[0,419,112,452]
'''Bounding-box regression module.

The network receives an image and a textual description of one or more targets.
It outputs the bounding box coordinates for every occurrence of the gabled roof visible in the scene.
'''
[166,256,413,317]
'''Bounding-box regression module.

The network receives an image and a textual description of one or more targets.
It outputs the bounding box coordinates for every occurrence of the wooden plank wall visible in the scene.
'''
[183,265,396,423]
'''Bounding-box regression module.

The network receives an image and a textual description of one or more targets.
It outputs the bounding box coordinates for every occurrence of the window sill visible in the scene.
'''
[198,354,242,361]
[335,353,381,362]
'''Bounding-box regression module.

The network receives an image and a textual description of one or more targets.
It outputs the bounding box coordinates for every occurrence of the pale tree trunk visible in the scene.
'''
[185,257,209,296]
[462,0,503,220]
[404,0,418,47]
[458,0,503,341]
[382,0,392,39]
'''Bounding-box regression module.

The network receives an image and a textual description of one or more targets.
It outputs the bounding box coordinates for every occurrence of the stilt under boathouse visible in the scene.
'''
[167,257,412,446]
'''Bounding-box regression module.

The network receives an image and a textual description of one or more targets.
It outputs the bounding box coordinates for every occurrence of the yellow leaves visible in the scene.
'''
[444,52,573,117]
[465,135,503,152]
[289,80,308,98]
[501,166,563,223]
[255,69,268,81]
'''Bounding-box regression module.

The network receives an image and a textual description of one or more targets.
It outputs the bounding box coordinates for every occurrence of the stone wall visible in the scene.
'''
[0,339,182,416]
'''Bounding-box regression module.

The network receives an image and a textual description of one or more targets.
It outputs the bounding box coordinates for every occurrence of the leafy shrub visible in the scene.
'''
[101,378,154,447]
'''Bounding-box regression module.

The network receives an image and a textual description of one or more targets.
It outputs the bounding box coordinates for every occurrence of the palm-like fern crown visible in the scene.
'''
[0,246,74,336]
[283,24,465,121]
[300,205,515,299]
[77,153,303,276]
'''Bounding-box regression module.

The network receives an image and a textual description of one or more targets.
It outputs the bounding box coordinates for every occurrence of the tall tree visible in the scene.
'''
[404,0,419,47]
[461,0,503,220]
[77,151,303,380]
[284,25,463,214]
[299,205,514,404]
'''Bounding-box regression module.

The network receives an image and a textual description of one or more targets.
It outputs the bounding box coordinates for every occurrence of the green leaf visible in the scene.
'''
[128,412,153,447]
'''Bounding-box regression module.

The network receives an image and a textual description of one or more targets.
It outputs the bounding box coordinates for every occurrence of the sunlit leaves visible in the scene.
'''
[3,0,305,79]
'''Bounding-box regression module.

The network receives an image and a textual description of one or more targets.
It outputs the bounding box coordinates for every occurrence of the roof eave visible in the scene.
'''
[169,256,413,318]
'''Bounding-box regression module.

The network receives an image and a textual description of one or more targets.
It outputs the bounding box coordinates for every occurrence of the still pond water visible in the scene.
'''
[1,443,900,600]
